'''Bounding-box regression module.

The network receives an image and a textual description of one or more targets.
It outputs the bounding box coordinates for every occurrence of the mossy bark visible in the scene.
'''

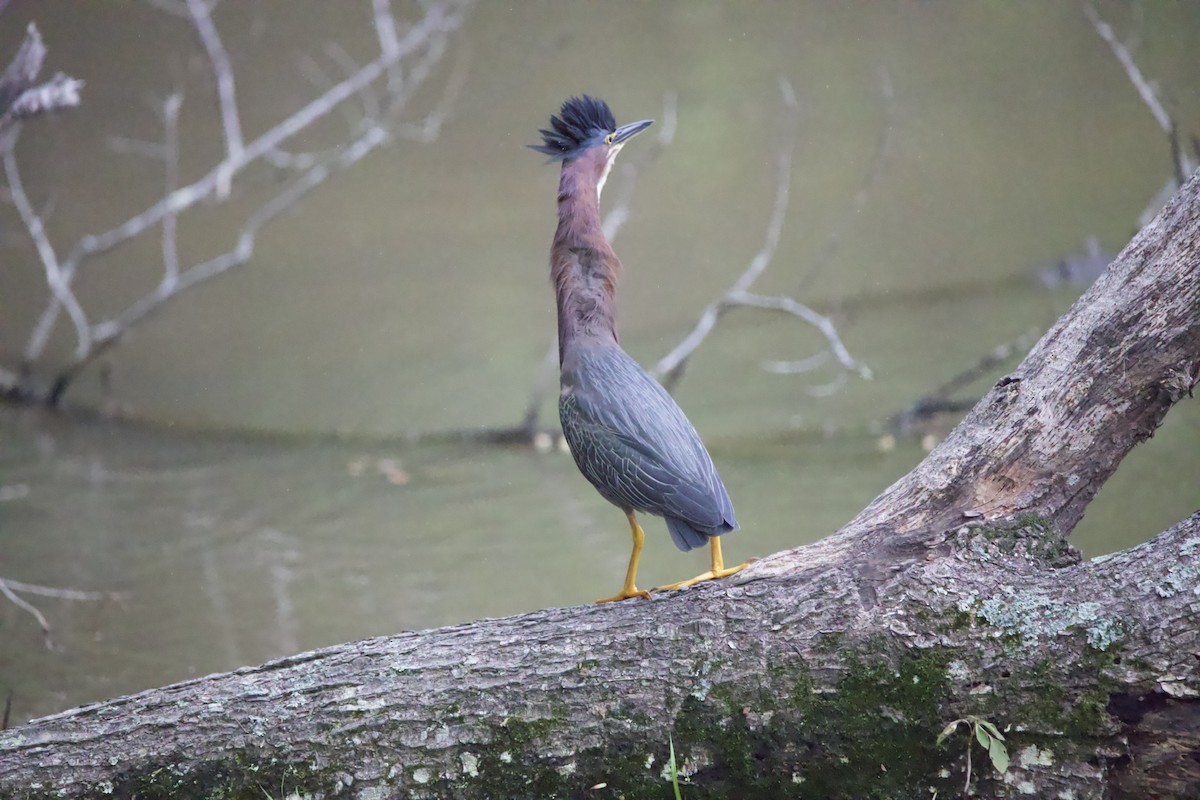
[2,515,1197,799]
[3,132,1200,800]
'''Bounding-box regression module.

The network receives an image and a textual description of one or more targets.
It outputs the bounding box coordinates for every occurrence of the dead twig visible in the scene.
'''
[61,122,395,397]
[0,24,83,134]
[160,93,183,286]
[796,66,896,294]
[372,0,405,96]
[0,577,115,602]
[726,290,870,387]
[7,1,472,404]
[0,576,52,650]
[2,142,90,358]
[185,0,243,197]
[0,574,122,652]
[889,330,1038,435]
[652,78,870,393]
[1083,3,1172,135]
[1083,1,1195,184]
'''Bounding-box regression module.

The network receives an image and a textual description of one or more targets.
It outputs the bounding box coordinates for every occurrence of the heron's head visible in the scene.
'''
[530,95,652,196]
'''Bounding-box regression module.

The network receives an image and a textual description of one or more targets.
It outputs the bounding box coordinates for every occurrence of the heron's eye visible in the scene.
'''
[605,133,615,145]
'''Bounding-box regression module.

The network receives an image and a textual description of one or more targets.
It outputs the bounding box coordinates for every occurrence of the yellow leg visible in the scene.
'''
[656,536,747,592]
[596,511,653,603]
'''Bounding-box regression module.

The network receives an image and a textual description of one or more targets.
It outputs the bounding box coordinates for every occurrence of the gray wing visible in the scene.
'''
[559,345,736,535]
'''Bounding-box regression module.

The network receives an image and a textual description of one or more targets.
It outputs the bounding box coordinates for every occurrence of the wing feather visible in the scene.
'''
[559,345,736,534]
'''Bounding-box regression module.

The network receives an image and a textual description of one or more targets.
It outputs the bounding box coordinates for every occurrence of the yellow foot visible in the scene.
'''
[596,511,654,603]
[595,587,652,604]
[656,561,748,592]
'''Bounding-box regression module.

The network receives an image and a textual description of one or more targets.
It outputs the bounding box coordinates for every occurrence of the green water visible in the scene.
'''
[1,1,1198,726]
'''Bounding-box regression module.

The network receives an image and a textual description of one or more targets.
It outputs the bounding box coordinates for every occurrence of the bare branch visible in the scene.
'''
[727,291,870,379]
[652,77,873,395]
[731,80,797,295]
[0,578,113,602]
[376,5,466,137]
[105,135,169,160]
[1083,1,1172,135]
[22,0,470,373]
[1083,1,1196,185]
[0,24,83,133]
[652,78,799,389]
[186,0,243,197]
[282,50,372,167]
[0,23,46,103]
[889,330,1037,435]
[804,372,849,399]
[761,351,830,375]
[2,138,91,358]
[0,576,51,649]
[84,123,392,368]
[323,43,383,124]
[372,0,405,94]
[160,93,183,285]
[1,74,83,122]
[796,66,896,293]
[392,34,471,144]
[0,573,117,652]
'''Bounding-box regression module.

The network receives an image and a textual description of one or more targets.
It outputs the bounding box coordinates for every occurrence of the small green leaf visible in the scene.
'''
[974,724,991,749]
[936,719,962,745]
[977,719,1005,741]
[988,738,1010,773]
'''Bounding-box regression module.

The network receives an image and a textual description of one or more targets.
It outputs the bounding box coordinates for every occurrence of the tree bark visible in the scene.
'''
[2,172,1198,798]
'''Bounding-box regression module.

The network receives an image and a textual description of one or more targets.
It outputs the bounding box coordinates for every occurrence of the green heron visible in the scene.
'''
[531,95,747,603]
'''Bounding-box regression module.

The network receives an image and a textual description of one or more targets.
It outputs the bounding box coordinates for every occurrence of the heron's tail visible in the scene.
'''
[665,515,737,552]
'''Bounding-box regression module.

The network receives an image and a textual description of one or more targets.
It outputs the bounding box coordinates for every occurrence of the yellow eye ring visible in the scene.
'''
[605,133,615,145]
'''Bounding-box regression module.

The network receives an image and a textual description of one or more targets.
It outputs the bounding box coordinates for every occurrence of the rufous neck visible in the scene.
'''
[551,150,619,362]
[554,151,606,247]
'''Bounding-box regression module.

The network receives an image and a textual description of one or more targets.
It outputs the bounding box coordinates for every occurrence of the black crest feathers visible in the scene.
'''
[530,95,616,160]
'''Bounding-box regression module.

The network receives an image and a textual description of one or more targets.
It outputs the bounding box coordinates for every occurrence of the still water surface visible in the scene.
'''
[1,1,1198,727]
[0,400,915,724]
